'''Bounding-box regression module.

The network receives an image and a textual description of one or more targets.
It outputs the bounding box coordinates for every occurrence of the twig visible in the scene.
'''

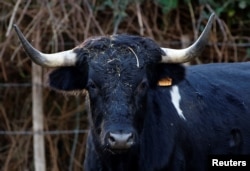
[84,0,105,35]
[187,0,197,39]
[127,46,139,68]
[136,2,144,36]
[6,0,21,37]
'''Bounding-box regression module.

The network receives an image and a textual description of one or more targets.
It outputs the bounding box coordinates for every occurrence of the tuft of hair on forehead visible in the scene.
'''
[76,34,163,65]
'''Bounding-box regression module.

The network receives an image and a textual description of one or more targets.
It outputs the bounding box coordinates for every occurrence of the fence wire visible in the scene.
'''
[0,82,89,137]
[0,83,32,87]
[0,129,89,135]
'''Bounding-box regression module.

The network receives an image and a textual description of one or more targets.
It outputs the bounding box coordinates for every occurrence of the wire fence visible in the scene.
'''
[0,129,89,135]
[0,81,88,171]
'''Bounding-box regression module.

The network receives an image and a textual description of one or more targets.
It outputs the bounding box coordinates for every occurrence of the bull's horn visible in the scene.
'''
[13,25,77,67]
[161,13,215,63]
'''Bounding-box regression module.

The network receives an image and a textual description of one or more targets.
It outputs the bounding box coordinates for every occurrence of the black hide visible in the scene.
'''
[48,35,250,171]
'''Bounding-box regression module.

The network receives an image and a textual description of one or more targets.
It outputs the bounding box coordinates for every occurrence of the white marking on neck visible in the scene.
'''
[170,86,186,120]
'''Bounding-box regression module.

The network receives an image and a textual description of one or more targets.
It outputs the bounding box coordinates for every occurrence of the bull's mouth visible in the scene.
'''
[104,140,136,155]
[105,146,133,155]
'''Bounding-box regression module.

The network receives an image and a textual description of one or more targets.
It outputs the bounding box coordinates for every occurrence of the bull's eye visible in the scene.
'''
[137,79,148,94]
[87,80,98,91]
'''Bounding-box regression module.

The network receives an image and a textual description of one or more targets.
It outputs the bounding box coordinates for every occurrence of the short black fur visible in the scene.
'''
[48,34,250,171]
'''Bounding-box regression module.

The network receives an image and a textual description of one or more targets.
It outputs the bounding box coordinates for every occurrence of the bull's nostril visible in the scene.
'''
[108,135,116,146]
[127,134,134,144]
[109,136,115,142]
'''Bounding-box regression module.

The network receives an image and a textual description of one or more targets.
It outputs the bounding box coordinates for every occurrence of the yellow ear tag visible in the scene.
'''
[158,77,172,86]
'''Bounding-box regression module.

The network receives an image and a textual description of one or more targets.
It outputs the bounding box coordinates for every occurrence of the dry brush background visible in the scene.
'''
[0,0,250,170]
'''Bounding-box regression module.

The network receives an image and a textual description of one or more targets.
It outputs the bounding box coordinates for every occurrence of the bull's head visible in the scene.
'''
[14,13,215,154]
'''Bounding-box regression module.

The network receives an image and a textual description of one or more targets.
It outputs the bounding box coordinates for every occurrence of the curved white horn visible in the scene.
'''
[161,13,215,63]
[13,25,77,67]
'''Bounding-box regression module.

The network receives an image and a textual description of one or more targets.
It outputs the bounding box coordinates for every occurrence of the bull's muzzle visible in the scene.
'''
[105,131,136,150]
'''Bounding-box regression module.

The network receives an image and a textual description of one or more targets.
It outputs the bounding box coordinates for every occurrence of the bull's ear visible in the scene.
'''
[148,63,185,87]
[48,66,88,91]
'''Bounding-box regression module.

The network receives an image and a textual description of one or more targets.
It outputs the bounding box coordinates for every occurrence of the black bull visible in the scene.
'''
[14,13,250,171]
